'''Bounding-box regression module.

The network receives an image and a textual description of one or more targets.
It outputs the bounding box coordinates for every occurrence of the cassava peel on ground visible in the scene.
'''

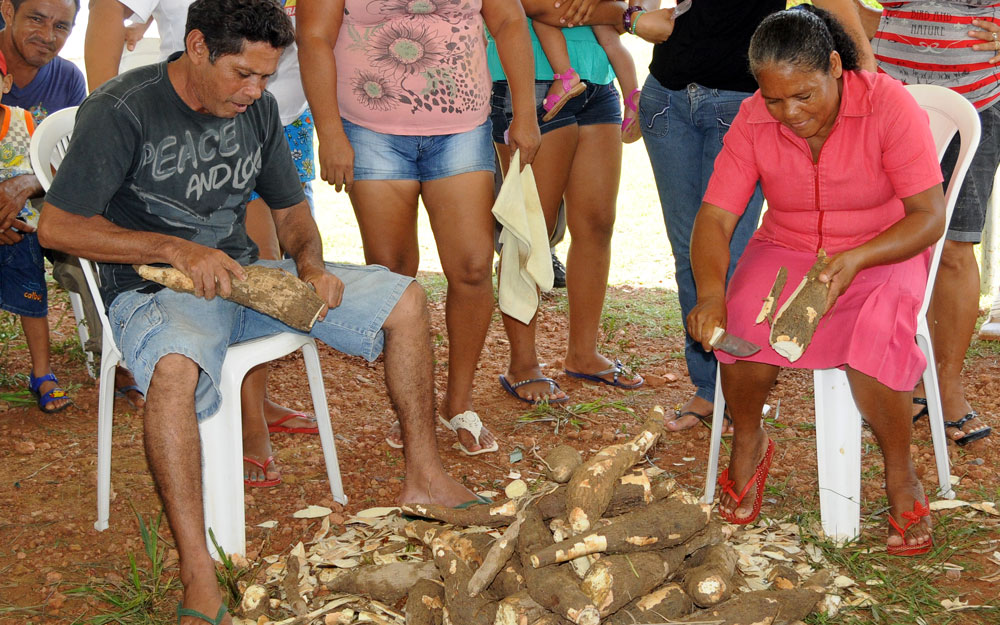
[318,561,441,604]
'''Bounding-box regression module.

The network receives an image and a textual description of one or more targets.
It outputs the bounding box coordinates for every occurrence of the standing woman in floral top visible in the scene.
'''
[298,0,540,455]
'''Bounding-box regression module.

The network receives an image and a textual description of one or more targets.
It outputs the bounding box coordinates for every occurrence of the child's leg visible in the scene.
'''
[593,25,641,142]
[593,25,638,97]
[22,315,72,411]
[532,21,585,121]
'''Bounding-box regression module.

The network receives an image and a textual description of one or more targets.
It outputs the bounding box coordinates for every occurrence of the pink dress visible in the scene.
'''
[334,0,492,135]
[702,71,943,391]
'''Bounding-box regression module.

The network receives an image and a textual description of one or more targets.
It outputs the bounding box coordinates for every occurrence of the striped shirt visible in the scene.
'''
[874,1,1000,110]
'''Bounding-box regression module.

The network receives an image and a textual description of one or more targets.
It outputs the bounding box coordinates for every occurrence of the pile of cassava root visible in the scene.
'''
[244,406,834,625]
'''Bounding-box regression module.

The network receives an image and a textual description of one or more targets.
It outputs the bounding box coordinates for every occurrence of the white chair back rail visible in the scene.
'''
[29,106,347,557]
[701,85,978,543]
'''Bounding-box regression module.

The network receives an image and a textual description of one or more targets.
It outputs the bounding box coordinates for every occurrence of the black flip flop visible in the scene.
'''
[670,409,733,435]
[912,397,929,424]
[945,411,992,447]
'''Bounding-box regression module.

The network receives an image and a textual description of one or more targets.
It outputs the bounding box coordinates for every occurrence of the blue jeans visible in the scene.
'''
[639,76,764,402]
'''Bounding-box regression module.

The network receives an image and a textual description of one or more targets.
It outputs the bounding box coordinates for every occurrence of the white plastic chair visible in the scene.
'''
[702,85,979,543]
[118,37,162,74]
[30,106,347,557]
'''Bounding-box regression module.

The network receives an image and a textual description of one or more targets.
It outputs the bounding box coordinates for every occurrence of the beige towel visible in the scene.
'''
[493,150,554,324]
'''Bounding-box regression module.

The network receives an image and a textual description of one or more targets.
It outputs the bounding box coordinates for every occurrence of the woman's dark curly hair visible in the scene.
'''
[186,0,295,62]
[749,5,860,77]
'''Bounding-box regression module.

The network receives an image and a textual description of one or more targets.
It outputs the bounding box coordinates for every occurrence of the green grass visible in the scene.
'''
[800,508,1000,625]
[71,510,177,625]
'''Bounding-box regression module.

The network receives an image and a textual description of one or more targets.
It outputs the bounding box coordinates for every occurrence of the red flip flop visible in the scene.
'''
[887,496,933,556]
[267,412,318,434]
[717,438,775,525]
[243,456,281,488]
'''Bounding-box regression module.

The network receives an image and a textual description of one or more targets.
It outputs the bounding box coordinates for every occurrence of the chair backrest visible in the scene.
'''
[28,106,116,343]
[119,38,162,74]
[904,84,981,320]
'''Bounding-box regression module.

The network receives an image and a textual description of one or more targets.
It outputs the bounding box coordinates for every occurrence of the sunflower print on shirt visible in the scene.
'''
[343,0,489,117]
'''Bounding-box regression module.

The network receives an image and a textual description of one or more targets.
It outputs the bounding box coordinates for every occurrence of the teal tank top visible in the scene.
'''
[487,21,615,84]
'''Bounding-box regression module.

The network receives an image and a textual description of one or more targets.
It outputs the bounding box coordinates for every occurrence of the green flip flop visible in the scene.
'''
[177,602,228,625]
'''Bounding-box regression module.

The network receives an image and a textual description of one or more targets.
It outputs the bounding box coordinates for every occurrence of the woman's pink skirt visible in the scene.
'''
[716,238,930,392]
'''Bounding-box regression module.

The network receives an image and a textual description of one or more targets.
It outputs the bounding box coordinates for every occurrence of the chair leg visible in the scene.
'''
[916,332,955,500]
[94,349,120,532]
[199,366,248,558]
[303,341,347,505]
[814,369,862,543]
[702,363,726,505]
[68,291,95,378]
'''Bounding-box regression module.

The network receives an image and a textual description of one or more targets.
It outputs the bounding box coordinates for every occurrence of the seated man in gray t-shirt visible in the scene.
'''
[38,0,481,620]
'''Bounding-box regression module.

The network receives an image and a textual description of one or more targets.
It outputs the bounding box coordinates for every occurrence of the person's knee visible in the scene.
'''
[571,211,616,244]
[447,254,494,288]
[384,282,429,331]
[938,240,978,275]
[149,353,200,392]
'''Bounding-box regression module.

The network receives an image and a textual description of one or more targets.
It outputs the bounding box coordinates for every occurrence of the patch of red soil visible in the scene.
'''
[1,283,998,621]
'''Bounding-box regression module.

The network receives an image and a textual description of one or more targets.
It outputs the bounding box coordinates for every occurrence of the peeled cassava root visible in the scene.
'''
[761,251,831,362]
[529,498,711,567]
[135,263,326,332]
[564,407,665,534]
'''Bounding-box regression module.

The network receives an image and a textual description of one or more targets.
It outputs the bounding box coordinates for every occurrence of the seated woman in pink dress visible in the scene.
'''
[687,5,945,556]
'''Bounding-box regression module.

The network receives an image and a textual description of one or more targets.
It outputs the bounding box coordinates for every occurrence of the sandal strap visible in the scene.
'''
[29,372,58,392]
[552,68,579,92]
[888,497,930,537]
[510,376,560,394]
[243,455,275,472]
[625,88,641,112]
[448,410,485,441]
[944,412,979,430]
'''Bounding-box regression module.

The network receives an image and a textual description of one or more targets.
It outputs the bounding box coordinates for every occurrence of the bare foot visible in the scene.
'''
[114,366,145,411]
[718,427,769,520]
[178,569,232,625]
[262,397,316,431]
[397,469,480,508]
[885,477,932,550]
[501,367,568,404]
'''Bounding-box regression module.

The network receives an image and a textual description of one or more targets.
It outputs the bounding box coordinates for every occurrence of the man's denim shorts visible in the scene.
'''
[489,80,622,142]
[342,118,495,181]
[107,259,412,421]
[0,232,47,318]
[940,100,1000,243]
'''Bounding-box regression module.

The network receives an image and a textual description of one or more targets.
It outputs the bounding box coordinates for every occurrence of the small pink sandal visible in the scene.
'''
[621,88,641,143]
[542,68,586,122]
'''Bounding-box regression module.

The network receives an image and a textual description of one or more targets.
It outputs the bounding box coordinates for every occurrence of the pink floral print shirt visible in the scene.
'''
[335,0,491,135]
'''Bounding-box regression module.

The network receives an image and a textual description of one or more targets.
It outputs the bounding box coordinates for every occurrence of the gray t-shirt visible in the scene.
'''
[46,55,305,304]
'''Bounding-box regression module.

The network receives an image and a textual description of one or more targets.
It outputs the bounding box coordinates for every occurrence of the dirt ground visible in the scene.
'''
[1,281,998,623]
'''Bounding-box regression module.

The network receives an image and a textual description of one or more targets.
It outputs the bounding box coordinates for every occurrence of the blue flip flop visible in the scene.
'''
[498,374,569,406]
[115,384,145,410]
[564,359,643,389]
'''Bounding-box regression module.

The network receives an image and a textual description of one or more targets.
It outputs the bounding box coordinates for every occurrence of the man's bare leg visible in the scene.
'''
[924,240,990,441]
[384,283,479,506]
[145,354,231,624]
